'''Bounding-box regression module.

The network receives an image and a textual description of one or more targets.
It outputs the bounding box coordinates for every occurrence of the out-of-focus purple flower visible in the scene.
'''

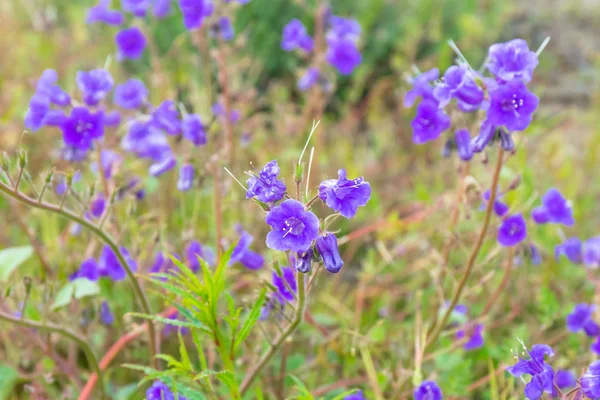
[153,0,172,18]
[114,78,148,109]
[212,102,240,123]
[298,67,320,91]
[91,149,121,180]
[273,266,297,302]
[482,189,509,217]
[411,99,451,144]
[115,27,147,60]
[497,214,527,247]
[414,381,442,400]
[295,250,312,274]
[35,69,71,107]
[44,109,68,127]
[246,160,287,203]
[327,16,361,43]
[454,129,473,161]
[456,323,484,350]
[71,258,100,281]
[434,65,484,110]
[177,163,195,192]
[149,156,177,177]
[265,199,319,253]
[530,244,542,265]
[121,0,151,17]
[104,110,121,126]
[342,390,365,400]
[487,79,538,132]
[281,19,314,52]
[98,245,137,281]
[55,171,82,196]
[229,230,264,270]
[487,39,538,83]
[592,337,600,355]
[581,360,600,399]
[583,237,600,269]
[507,344,555,400]
[553,370,576,393]
[404,68,439,108]
[179,0,213,30]
[532,188,574,226]
[87,0,125,25]
[326,38,361,75]
[25,95,51,132]
[76,69,114,106]
[318,169,371,219]
[151,100,181,135]
[182,114,206,146]
[555,238,583,264]
[89,195,106,218]
[122,121,172,162]
[100,301,114,325]
[218,16,235,41]
[146,380,187,400]
[61,107,105,151]
[316,233,344,274]
[61,146,90,162]
[470,119,496,153]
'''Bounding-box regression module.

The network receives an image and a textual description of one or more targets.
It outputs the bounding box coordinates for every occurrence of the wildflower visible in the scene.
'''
[54,172,82,196]
[433,65,484,110]
[212,102,240,123]
[265,199,319,253]
[295,250,312,274]
[151,100,181,135]
[555,238,583,264]
[411,99,451,144]
[507,344,555,399]
[326,38,361,75]
[327,16,361,43]
[529,244,542,265]
[122,121,172,162]
[24,95,52,132]
[114,78,148,109]
[229,230,264,270]
[182,114,207,146]
[218,17,235,41]
[497,214,527,247]
[316,233,344,274]
[104,110,121,126]
[591,337,600,355]
[318,169,371,219]
[553,370,576,396]
[153,0,171,18]
[583,237,600,268]
[487,79,539,132]
[149,156,177,177]
[76,69,114,106]
[121,0,151,17]
[177,164,195,192]
[487,39,538,83]
[100,301,114,325]
[71,258,100,281]
[281,19,314,52]
[89,195,106,218]
[581,360,600,399]
[298,68,320,91]
[414,380,443,400]
[246,160,287,203]
[456,323,484,350]
[115,27,147,60]
[87,0,124,25]
[532,188,574,226]
[146,380,187,400]
[98,245,137,281]
[61,107,105,151]
[404,68,439,108]
[481,189,509,217]
[342,390,365,400]
[92,149,121,180]
[186,241,205,272]
[470,120,496,153]
[498,128,515,151]
[35,69,71,106]
[272,266,297,302]
[179,0,214,30]
[454,129,473,161]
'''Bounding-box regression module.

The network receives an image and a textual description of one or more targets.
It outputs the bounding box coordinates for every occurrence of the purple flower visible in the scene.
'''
[177,164,195,192]
[295,250,312,274]
[61,107,105,151]
[414,381,442,400]
[121,0,151,17]
[470,120,496,153]
[318,169,371,219]
[555,238,582,264]
[229,230,264,270]
[583,237,600,268]
[592,337,600,355]
[456,323,484,350]
[76,69,114,106]
[72,258,100,281]
[212,102,240,123]
[411,99,451,144]
[454,129,473,161]
[487,39,538,83]
[531,188,574,226]
[507,344,555,400]
[185,241,204,272]
[482,189,509,217]
[25,95,51,132]
[316,233,344,274]
[281,19,314,52]
[404,68,439,108]
[179,0,213,30]
[146,380,187,400]
[35,69,71,107]
[151,100,181,135]
[487,79,539,132]
[553,370,576,394]
[92,149,121,180]
[114,79,148,109]
[272,266,297,302]
[100,301,114,325]
[497,214,527,247]
[149,156,177,177]
[433,65,484,110]
[581,361,600,399]
[98,245,137,281]
[182,114,207,146]
[265,199,319,253]
[219,17,235,41]
[246,160,287,203]
[298,68,320,91]
[326,39,361,75]
[87,0,125,25]
[153,0,172,18]
[104,110,121,126]
[342,390,365,400]
[122,121,171,162]
[89,195,106,218]
[327,16,361,43]
[115,27,147,60]
[530,244,542,265]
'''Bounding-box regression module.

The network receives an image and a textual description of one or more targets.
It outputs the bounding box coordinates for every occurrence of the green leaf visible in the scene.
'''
[51,278,100,310]
[287,374,314,399]
[234,288,266,351]
[178,331,193,371]
[128,312,212,335]
[0,246,33,282]
[0,364,19,400]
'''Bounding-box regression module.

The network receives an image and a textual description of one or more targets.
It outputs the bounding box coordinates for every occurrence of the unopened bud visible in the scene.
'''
[17,150,28,169]
[1,152,10,171]
[294,163,304,184]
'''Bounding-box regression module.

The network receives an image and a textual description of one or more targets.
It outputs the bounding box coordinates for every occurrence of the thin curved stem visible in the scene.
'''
[239,274,307,395]
[425,146,505,351]
[0,311,106,399]
[0,181,157,368]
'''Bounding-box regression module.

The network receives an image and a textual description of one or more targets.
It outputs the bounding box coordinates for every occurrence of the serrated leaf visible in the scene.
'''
[234,288,266,351]
[128,312,212,335]
[0,246,33,282]
[51,278,100,310]
[178,331,193,371]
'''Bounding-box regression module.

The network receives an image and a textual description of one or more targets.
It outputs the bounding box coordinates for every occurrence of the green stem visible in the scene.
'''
[0,181,158,368]
[0,311,106,399]
[239,273,307,395]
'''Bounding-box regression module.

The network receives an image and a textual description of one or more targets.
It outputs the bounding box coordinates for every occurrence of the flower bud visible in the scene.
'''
[455,129,473,161]
[295,250,312,274]
[177,163,195,192]
[499,129,515,152]
[316,233,344,274]
[1,152,10,171]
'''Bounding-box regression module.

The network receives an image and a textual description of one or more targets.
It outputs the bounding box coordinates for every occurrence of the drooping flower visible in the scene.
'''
[185,241,205,272]
[114,78,148,109]
[177,164,195,192]
[507,344,555,400]
[481,189,509,217]
[342,390,365,400]
[281,19,314,52]
[583,237,600,268]
[151,100,181,135]
[149,156,177,177]
[497,214,527,247]
[87,0,125,25]
[76,69,114,106]
[433,65,484,110]
[470,119,496,153]
[153,0,172,18]
[246,160,287,203]
[182,114,207,146]
[486,39,539,83]
[553,370,576,394]
[318,169,371,219]
[454,129,473,161]
[326,39,362,75]
[229,230,264,270]
[115,27,147,60]
[298,68,320,91]
[265,199,319,253]
[121,0,151,17]
[98,245,137,281]
[411,100,451,144]
[295,250,312,274]
[327,16,361,43]
[414,380,443,400]
[179,0,213,30]
[60,107,105,151]
[404,68,439,108]
[555,238,583,264]
[456,323,484,351]
[529,244,542,265]
[272,266,297,302]
[71,258,100,281]
[316,233,344,274]
[581,360,600,399]
[100,301,114,325]
[35,69,71,106]
[218,16,235,41]
[486,79,539,132]
[146,380,187,400]
[89,195,106,218]
[24,95,52,132]
[531,188,574,226]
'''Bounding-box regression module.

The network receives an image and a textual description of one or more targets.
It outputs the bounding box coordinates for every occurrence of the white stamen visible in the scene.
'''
[536,36,551,56]
[223,167,247,191]
[298,120,320,165]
